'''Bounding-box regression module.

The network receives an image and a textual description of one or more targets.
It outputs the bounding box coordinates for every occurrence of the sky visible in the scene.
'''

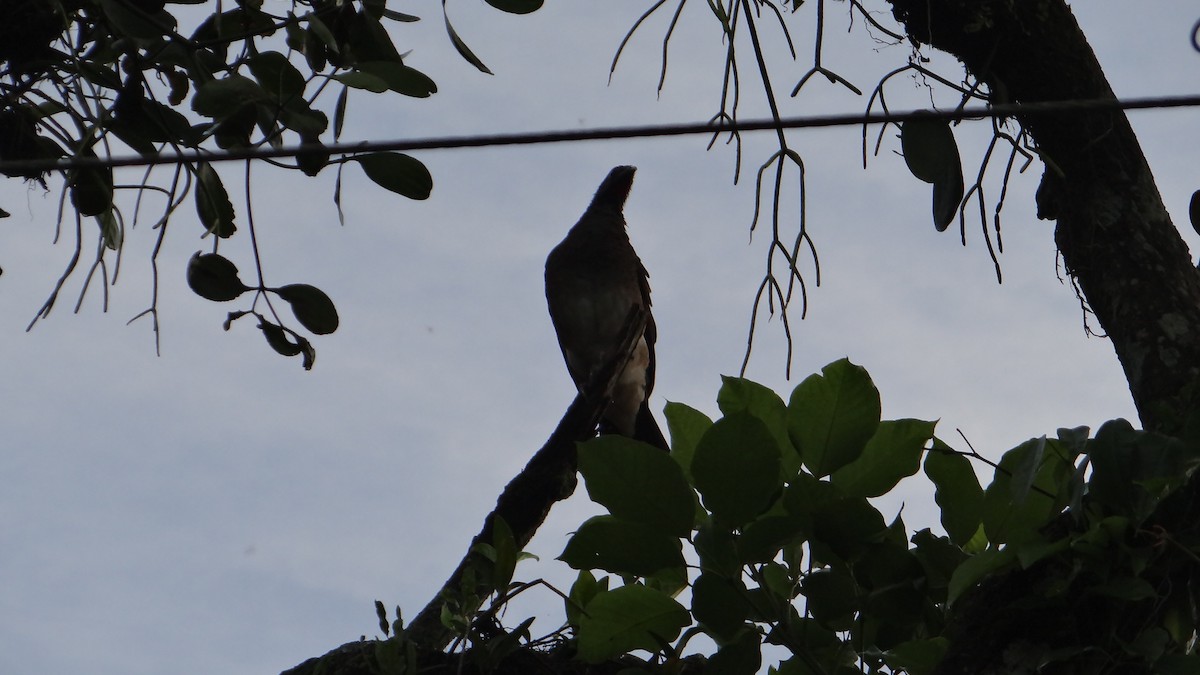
[1,2,1198,673]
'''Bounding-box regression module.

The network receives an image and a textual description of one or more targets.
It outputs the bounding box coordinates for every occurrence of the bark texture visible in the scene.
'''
[889,0,1200,435]
[886,1,1200,672]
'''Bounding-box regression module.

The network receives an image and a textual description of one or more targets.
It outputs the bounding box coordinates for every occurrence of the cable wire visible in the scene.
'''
[1,93,1198,175]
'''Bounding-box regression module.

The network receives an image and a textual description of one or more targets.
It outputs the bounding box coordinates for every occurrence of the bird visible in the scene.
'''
[544,165,669,451]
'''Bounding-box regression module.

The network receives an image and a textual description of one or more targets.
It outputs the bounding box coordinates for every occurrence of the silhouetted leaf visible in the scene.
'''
[260,320,302,356]
[275,283,339,334]
[353,152,432,200]
[484,0,543,15]
[382,9,420,22]
[708,629,762,675]
[901,114,964,231]
[443,14,493,75]
[99,0,175,41]
[355,61,437,97]
[248,51,306,102]
[1190,189,1200,237]
[333,86,349,139]
[68,154,113,217]
[297,135,329,176]
[194,163,236,237]
[932,162,964,232]
[192,75,268,119]
[801,569,858,630]
[275,98,329,136]
[186,252,248,302]
[333,71,389,93]
[901,114,958,183]
[692,573,749,639]
[811,496,887,560]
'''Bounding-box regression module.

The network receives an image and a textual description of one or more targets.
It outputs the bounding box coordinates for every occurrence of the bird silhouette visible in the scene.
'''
[544,165,669,451]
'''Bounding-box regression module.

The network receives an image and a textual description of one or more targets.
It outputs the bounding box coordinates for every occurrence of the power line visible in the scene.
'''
[2,93,1198,175]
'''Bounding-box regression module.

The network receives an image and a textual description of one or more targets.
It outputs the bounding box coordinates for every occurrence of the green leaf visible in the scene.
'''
[576,585,689,663]
[484,0,544,14]
[982,437,1073,545]
[831,418,934,497]
[692,573,749,640]
[718,376,799,474]
[663,402,713,480]
[566,570,607,629]
[883,638,949,675]
[692,412,782,526]
[96,210,121,251]
[578,436,695,538]
[248,51,306,102]
[489,516,518,590]
[353,152,433,200]
[1009,435,1046,505]
[559,516,684,577]
[788,358,881,478]
[923,440,985,547]
[275,284,339,335]
[194,163,236,238]
[192,75,269,119]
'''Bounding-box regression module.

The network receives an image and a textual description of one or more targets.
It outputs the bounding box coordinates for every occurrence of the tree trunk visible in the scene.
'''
[885,1,1200,672]
[887,0,1200,437]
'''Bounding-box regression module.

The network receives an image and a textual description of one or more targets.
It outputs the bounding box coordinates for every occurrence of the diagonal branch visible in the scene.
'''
[406,307,650,651]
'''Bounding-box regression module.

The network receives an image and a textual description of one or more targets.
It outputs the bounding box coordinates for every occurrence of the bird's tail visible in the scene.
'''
[633,401,670,452]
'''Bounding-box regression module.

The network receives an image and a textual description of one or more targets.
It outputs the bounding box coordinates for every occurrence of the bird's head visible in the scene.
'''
[587,165,637,214]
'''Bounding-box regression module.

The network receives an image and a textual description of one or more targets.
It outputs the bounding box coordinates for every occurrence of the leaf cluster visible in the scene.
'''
[549,359,1200,674]
[0,0,536,362]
